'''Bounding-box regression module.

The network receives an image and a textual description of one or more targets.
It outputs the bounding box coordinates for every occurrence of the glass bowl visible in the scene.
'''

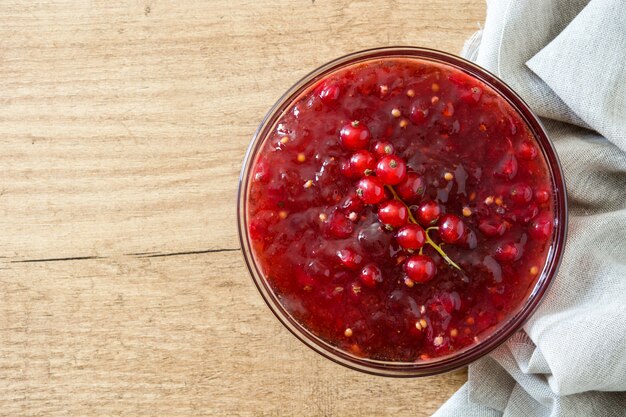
[237,46,567,377]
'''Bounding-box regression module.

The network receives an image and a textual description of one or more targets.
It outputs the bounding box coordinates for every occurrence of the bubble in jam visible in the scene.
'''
[247,58,555,362]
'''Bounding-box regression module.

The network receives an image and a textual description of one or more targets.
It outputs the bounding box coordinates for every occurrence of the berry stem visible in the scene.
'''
[423,230,463,272]
[386,185,463,271]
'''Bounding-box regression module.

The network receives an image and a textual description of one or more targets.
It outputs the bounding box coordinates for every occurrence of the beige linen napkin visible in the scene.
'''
[435,1,626,416]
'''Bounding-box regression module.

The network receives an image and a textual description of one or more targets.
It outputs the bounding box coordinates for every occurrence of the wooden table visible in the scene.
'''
[0,1,485,415]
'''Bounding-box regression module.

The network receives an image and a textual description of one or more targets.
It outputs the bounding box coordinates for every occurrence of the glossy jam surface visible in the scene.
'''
[247,58,555,361]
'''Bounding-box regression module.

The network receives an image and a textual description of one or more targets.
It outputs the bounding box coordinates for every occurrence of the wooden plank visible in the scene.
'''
[0,253,468,416]
[0,0,484,415]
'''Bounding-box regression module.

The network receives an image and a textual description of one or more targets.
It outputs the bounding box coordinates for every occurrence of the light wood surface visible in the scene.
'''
[0,1,485,415]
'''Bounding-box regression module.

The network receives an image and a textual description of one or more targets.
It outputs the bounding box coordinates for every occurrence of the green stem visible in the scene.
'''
[423,231,463,271]
[386,185,463,272]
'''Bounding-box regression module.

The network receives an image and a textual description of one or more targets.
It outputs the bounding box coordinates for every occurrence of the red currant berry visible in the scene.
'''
[249,211,277,241]
[474,310,497,332]
[442,102,455,117]
[336,248,362,270]
[396,225,426,251]
[535,188,551,204]
[461,228,478,249]
[417,201,442,226]
[410,103,429,124]
[357,223,392,258]
[340,159,358,179]
[339,120,371,151]
[340,192,364,214]
[378,200,409,228]
[495,242,518,262]
[510,183,533,204]
[376,155,407,185]
[459,86,482,104]
[494,154,518,181]
[295,268,316,290]
[349,150,376,177]
[524,204,540,223]
[396,171,425,202]
[373,141,394,157]
[356,177,386,204]
[447,72,469,87]
[327,211,354,239]
[359,263,383,288]
[439,214,466,244]
[318,83,341,106]
[253,159,270,183]
[506,203,539,225]
[529,216,553,241]
[404,255,436,283]
[478,218,507,238]
[517,140,538,160]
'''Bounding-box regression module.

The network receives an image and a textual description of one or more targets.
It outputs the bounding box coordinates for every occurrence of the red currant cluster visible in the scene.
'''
[339,120,467,284]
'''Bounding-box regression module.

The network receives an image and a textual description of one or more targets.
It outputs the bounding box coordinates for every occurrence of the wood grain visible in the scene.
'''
[0,1,484,415]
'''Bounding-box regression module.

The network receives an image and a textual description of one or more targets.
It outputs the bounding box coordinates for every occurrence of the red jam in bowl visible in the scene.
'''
[245,55,558,363]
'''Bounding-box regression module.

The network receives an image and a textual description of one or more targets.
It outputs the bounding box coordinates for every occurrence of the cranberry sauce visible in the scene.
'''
[247,58,554,361]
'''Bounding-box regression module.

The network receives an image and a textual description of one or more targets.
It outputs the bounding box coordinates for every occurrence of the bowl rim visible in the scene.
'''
[237,46,568,377]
